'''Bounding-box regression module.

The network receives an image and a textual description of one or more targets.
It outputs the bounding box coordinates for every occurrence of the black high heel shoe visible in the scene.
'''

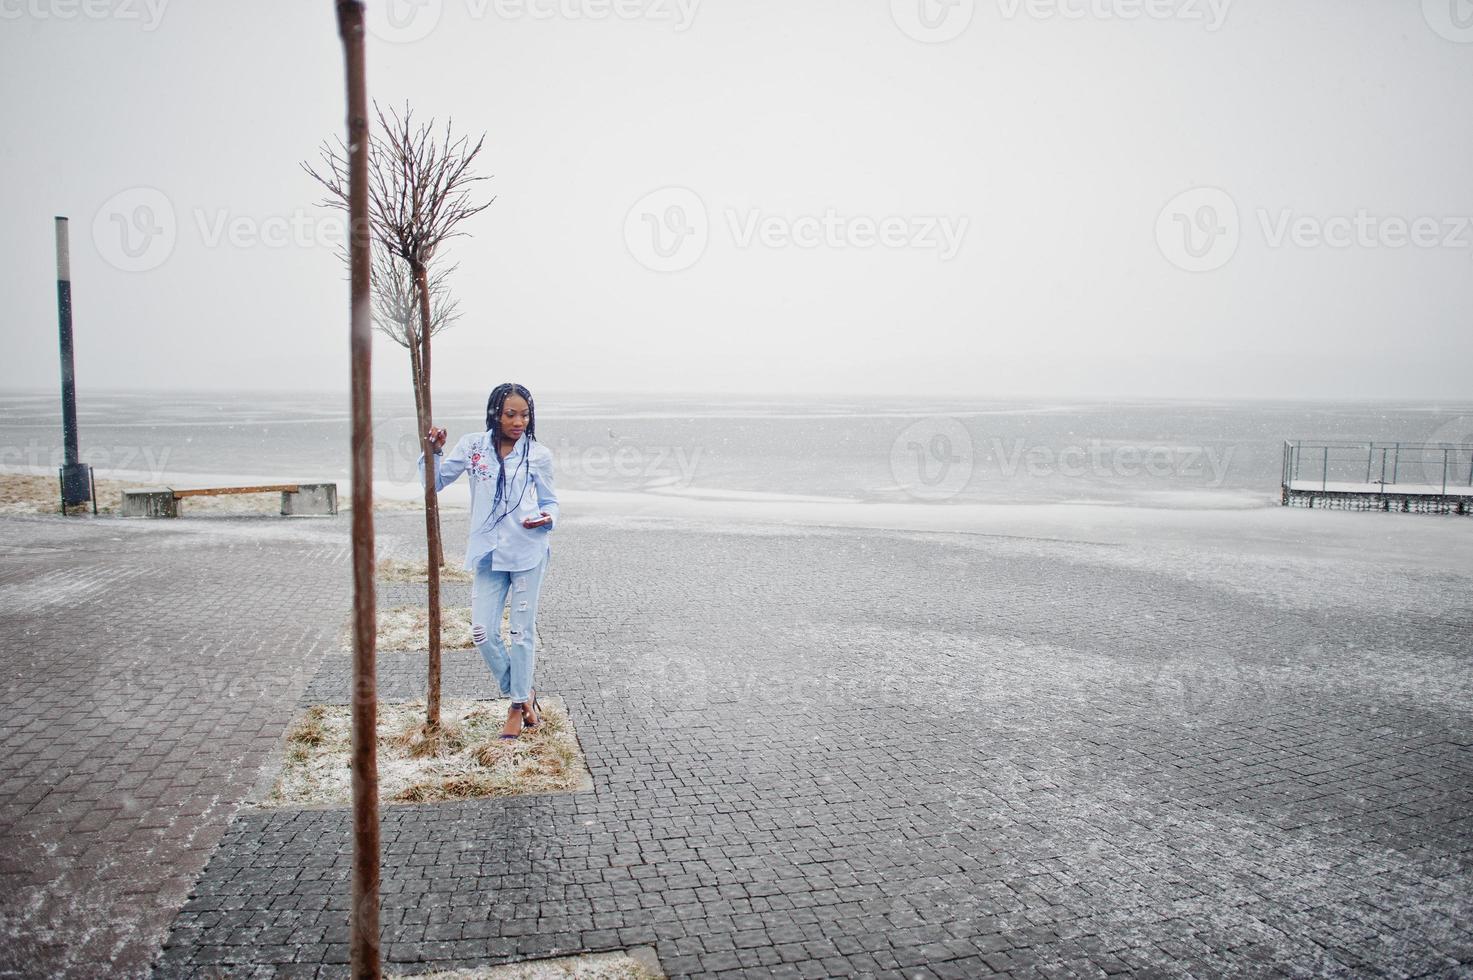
[520,689,542,731]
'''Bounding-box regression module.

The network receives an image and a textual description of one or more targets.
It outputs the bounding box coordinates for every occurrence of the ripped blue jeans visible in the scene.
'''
[469,552,548,704]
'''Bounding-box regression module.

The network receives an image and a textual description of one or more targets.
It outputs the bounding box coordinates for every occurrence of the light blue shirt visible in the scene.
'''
[418,431,559,573]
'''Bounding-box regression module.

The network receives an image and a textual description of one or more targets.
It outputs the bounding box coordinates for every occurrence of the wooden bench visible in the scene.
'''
[122,483,338,518]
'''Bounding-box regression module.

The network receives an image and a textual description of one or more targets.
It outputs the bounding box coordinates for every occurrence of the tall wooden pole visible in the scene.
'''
[337,2,381,977]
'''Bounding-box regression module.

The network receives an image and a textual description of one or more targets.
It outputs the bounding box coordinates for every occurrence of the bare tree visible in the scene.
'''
[371,248,459,440]
[305,102,493,732]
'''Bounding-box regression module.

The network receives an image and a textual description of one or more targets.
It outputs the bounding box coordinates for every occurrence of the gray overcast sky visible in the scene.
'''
[1,0,1470,402]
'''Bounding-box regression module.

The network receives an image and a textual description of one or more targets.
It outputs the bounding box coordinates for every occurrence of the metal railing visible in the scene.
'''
[1282,440,1473,495]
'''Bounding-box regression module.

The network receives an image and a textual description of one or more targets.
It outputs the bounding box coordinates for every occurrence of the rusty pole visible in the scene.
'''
[337,1,381,976]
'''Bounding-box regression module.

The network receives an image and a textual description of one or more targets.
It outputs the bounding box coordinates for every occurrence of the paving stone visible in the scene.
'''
[0,512,355,979]
[5,510,1473,979]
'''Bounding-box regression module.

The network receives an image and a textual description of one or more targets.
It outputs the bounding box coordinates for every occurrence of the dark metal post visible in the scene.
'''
[1392,443,1400,484]
[1379,447,1387,487]
[1322,445,1328,491]
[55,217,91,511]
[1443,449,1449,496]
[1365,442,1373,484]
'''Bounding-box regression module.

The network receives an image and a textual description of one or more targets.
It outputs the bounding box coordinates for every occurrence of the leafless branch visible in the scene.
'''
[303,100,495,269]
[371,250,459,348]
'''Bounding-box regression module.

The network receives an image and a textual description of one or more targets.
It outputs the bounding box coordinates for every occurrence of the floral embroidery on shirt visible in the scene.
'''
[468,445,495,482]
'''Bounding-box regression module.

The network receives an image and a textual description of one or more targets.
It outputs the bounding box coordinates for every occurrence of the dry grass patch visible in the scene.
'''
[2,473,140,515]
[267,697,588,807]
[397,950,662,979]
[372,605,476,652]
[378,555,473,583]
[0,473,312,516]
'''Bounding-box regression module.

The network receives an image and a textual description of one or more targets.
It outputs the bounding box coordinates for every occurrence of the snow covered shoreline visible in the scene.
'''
[5,465,1471,577]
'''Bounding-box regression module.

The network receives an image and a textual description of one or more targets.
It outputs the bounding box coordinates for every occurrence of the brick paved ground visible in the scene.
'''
[0,510,417,980]
[142,508,1473,979]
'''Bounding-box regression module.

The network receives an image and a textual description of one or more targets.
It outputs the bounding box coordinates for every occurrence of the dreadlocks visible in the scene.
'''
[479,382,538,536]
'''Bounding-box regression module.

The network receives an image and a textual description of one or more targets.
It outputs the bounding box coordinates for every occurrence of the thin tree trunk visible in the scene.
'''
[407,333,445,570]
[407,328,446,582]
[415,259,444,730]
[337,1,381,976]
[408,327,425,436]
